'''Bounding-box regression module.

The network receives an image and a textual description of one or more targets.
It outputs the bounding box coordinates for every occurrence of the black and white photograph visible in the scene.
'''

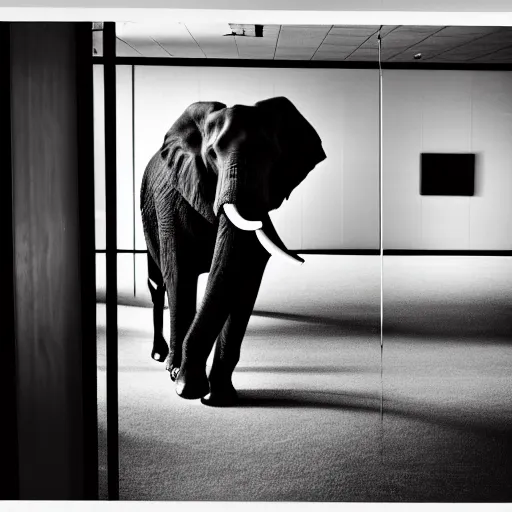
[1,1,512,507]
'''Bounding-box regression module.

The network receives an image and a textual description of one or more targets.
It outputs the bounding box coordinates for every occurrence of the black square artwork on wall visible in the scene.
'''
[420,153,475,196]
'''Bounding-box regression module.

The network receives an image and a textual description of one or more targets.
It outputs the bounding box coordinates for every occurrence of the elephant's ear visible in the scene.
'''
[255,96,326,210]
[160,101,226,224]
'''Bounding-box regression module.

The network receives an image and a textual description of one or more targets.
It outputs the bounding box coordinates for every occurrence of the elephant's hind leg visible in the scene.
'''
[165,261,199,384]
[202,253,269,407]
[147,253,169,363]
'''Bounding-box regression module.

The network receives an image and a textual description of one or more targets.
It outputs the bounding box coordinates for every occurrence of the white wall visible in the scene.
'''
[97,66,512,254]
[383,70,512,250]
[132,66,380,250]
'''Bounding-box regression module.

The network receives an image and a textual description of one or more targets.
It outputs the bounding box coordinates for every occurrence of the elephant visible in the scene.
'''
[140,96,326,406]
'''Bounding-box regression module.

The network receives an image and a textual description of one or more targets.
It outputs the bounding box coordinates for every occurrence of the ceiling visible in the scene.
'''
[93,23,512,64]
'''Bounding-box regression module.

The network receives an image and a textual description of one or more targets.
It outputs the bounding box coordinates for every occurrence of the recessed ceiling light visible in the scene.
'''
[226,24,264,37]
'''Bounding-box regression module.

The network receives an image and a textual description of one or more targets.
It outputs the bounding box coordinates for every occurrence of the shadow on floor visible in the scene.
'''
[99,385,512,501]
[252,310,379,337]
[384,303,512,341]
[97,298,511,342]
[237,387,512,437]
[237,388,379,412]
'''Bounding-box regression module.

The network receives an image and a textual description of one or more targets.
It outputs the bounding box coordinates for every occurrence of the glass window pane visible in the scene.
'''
[95,253,107,499]
[94,65,105,251]
[118,253,135,303]
[117,66,134,251]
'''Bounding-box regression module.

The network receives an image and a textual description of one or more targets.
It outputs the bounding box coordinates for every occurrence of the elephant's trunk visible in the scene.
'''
[212,161,303,265]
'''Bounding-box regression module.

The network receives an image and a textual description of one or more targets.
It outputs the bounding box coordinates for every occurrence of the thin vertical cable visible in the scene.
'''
[104,21,119,501]
[378,28,384,351]
[132,65,136,297]
[378,26,385,461]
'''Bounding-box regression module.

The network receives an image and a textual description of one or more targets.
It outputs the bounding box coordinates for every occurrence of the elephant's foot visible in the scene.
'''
[201,382,238,407]
[165,355,181,381]
[175,367,210,400]
[151,336,169,363]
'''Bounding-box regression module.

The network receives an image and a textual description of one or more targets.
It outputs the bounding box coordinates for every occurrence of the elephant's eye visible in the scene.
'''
[205,147,218,174]
[207,147,217,161]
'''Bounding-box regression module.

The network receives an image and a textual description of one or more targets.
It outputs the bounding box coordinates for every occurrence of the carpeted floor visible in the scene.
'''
[96,255,512,502]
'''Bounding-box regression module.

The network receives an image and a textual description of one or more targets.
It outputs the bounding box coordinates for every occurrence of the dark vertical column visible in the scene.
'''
[10,22,97,499]
[103,21,120,501]
[76,23,99,500]
[0,22,19,501]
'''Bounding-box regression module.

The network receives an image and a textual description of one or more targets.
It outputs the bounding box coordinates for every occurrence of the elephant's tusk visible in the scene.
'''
[255,229,305,266]
[223,203,263,231]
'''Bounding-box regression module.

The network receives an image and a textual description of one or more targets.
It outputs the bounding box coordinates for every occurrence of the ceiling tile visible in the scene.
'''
[277,45,321,55]
[184,23,238,59]
[312,54,350,61]
[362,27,399,44]
[431,53,479,61]
[481,31,512,44]
[322,35,370,47]
[314,51,358,60]
[154,42,205,59]
[115,38,142,57]
[346,54,379,61]
[235,37,277,48]
[383,32,436,44]
[378,26,401,36]
[122,39,170,58]
[149,24,205,58]
[344,48,380,60]
[446,42,512,57]
[388,34,479,60]
[393,25,444,34]
[333,25,377,29]
[275,47,316,57]
[435,26,501,36]
[116,23,174,57]
[311,55,345,61]
[278,28,329,43]
[471,50,512,62]
[389,53,433,62]
[281,25,330,30]
[238,50,276,60]
[329,27,379,38]
[262,25,281,34]
[416,35,477,48]
[317,43,360,53]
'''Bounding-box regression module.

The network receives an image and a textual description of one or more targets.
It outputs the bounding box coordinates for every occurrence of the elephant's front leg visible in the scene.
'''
[202,250,269,407]
[176,214,262,399]
[165,261,198,382]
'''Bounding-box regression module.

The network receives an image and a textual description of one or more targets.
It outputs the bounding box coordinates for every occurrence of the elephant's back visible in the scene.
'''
[140,151,169,268]
[140,151,216,277]
[140,151,171,206]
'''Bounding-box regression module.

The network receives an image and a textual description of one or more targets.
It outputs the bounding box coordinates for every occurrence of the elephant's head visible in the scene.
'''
[160,96,326,262]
